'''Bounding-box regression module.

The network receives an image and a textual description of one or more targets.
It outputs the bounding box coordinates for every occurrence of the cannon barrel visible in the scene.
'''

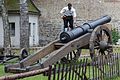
[60,15,111,43]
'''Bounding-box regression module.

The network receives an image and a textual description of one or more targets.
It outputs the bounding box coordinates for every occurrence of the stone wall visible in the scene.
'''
[38,16,62,46]
[103,1,120,31]
[33,0,120,46]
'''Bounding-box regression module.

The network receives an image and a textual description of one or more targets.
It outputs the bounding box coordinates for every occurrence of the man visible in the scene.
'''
[60,3,76,31]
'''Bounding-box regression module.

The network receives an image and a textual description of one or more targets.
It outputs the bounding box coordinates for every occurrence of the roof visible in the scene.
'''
[4,0,40,14]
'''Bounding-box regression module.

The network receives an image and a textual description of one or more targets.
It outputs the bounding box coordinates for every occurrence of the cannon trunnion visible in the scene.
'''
[5,15,113,73]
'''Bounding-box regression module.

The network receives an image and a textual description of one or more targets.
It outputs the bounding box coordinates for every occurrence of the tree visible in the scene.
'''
[0,0,11,52]
[112,28,120,44]
[20,0,29,50]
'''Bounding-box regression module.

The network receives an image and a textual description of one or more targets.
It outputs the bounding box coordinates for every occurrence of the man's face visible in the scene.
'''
[68,5,71,10]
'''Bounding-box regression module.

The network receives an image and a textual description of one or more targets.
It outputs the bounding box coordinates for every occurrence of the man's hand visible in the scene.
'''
[74,22,78,27]
[62,16,66,19]
[61,16,63,19]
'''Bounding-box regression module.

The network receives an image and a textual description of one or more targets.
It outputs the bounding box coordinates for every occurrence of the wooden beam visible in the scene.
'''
[42,33,91,67]
[0,67,49,80]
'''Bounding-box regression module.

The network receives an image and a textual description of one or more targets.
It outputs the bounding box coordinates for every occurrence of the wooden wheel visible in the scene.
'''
[61,48,81,63]
[89,25,113,59]
[20,48,29,60]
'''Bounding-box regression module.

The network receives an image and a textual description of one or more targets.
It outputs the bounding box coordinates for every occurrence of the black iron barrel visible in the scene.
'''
[60,15,111,43]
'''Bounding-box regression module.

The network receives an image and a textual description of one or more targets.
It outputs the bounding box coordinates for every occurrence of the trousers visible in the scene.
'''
[63,16,73,30]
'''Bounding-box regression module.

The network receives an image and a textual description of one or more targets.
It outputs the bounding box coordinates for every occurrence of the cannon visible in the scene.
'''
[60,15,113,58]
[60,15,111,43]
[5,15,113,73]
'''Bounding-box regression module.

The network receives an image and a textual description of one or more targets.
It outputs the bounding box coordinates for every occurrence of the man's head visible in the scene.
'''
[68,3,72,10]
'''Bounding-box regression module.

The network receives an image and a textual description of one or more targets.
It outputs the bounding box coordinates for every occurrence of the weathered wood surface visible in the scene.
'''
[5,40,59,72]
[6,33,91,73]
[0,67,49,80]
[42,33,91,68]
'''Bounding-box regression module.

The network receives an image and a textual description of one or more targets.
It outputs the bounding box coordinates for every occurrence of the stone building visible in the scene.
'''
[0,0,40,47]
[33,0,120,46]
[1,0,119,47]
[103,0,120,31]
[34,0,105,46]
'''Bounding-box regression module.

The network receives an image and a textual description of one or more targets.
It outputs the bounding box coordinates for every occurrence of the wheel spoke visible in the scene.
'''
[99,30,103,40]
[106,48,112,53]
[89,26,112,59]
[103,32,109,42]
[73,51,76,58]
[101,30,104,40]
[61,49,81,63]
[94,46,99,49]
[103,51,106,55]
[95,40,100,45]
[67,54,69,60]
[102,30,107,40]
[97,34,101,41]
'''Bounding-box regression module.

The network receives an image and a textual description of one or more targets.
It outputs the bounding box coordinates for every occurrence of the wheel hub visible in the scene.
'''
[99,41,108,50]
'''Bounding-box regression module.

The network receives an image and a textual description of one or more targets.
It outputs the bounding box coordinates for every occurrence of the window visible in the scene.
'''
[33,23,36,34]
[33,23,36,27]
[9,23,15,36]
[29,23,31,36]
[33,23,36,37]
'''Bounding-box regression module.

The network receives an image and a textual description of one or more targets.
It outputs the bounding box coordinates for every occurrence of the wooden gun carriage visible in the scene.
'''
[5,15,113,73]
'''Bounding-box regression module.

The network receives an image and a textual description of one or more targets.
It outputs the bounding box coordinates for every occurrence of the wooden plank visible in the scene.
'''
[74,65,78,80]
[6,40,58,72]
[65,64,69,80]
[48,65,52,80]
[42,33,91,68]
[54,43,65,46]
[57,63,61,80]
[6,33,91,72]
[0,67,49,80]
[5,63,21,72]
[53,64,56,80]
[54,43,65,49]
[19,40,59,67]
[61,63,65,80]
[71,64,75,80]
[68,63,72,80]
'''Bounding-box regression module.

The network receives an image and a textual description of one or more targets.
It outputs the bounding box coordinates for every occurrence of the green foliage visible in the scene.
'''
[0,64,11,76]
[4,0,39,12]
[5,0,19,10]
[112,28,120,44]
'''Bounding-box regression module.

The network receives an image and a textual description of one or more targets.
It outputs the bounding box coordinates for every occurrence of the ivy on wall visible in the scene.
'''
[112,28,120,44]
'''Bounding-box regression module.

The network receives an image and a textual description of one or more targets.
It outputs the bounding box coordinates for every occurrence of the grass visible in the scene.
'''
[0,64,48,80]
[0,64,5,76]
[0,64,11,77]
[0,62,120,80]
[0,48,120,80]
